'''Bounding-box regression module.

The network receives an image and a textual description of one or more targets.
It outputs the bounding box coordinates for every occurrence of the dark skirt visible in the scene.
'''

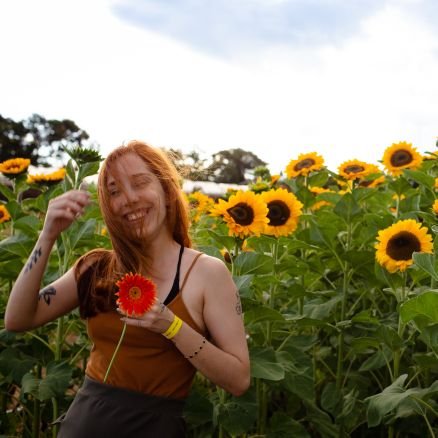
[56,376,186,437]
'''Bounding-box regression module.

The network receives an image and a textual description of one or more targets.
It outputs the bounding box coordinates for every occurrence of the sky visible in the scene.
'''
[1,0,438,175]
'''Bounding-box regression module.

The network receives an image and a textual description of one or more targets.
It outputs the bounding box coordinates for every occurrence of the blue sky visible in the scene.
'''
[1,0,438,174]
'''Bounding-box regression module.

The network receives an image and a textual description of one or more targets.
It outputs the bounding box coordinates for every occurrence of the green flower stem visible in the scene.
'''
[259,240,280,436]
[336,218,353,391]
[32,364,42,438]
[104,322,127,383]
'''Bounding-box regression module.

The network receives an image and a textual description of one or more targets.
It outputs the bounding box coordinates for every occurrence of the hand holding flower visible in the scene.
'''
[103,272,157,383]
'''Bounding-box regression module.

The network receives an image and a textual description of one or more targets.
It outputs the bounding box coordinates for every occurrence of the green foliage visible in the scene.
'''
[2,144,438,437]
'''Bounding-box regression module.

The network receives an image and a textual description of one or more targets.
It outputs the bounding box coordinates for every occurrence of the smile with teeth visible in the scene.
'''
[125,209,150,222]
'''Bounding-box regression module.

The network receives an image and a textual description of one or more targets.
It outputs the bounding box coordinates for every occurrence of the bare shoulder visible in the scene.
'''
[187,250,230,278]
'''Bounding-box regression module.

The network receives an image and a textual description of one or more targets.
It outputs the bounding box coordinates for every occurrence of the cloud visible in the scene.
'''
[110,0,384,55]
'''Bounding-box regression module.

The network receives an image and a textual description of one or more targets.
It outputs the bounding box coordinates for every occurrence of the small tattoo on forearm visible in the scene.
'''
[235,291,242,315]
[25,247,42,272]
[39,286,56,305]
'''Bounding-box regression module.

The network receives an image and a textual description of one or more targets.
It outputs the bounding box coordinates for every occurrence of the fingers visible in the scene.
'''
[120,302,173,333]
[49,190,91,218]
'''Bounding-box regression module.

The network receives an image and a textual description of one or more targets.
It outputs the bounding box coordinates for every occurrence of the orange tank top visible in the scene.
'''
[85,253,204,400]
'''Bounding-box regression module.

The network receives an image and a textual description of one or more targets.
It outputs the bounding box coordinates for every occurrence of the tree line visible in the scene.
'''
[0,114,268,184]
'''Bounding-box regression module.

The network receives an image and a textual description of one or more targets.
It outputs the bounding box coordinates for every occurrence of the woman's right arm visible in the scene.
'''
[4,190,91,332]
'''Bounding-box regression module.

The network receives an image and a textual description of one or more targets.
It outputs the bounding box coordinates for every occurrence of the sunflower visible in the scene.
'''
[309,186,334,210]
[375,219,433,273]
[115,273,157,317]
[0,158,31,176]
[210,190,268,238]
[0,205,11,224]
[249,177,271,194]
[432,200,438,215]
[338,160,378,181]
[382,142,423,176]
[260,188,303,236]
[187,191,214,222]
[359,175,386,188]
[285,152,324,178]
[270,174,281,185]
[434,178,438,190]
[27,168,66,184]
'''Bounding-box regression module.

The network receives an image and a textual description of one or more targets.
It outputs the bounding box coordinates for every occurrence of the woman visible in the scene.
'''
[5,140,250,437]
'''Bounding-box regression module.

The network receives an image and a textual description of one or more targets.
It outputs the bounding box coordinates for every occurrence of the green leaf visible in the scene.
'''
[37,361,73,401]
[218,394,258,435]
[12,215,41,237]
[365,376,438,427]
[403,169,435,187]
[233,252,274,275]
[0,234,34,262]
[400,291,438,329]
[244,306,285,325]
[250,347,285,381]
[359,348,391,372]
[333,193,361,222]
[0,182,14,201]
[0,348,36,383]
[206,230,237,250]
[412,252,438,281]
[21,361,73,401]
[365,375,409,427]
[375,325,404,350]
[267,412,310,438]
[184,389,213,426]
[67,218,97,250]
[76,161,100,183]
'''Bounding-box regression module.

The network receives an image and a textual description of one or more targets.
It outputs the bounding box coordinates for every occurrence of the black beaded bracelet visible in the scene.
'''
[185,338,206,359]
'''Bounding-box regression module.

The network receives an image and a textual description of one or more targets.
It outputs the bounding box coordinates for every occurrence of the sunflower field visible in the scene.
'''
[1,142,438,437]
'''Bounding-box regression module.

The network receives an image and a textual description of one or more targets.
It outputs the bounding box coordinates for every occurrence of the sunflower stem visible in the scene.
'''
[104,322,127,383]
[258,240,279,436]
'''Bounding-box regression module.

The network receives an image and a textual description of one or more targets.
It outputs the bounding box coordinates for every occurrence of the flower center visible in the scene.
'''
[294,158,315,171]
[386,231,421,261]
[0,211,4,219]
[344,165,365,174]
[267,201,290,226]
[390,150,413,167]
[128,286,142,300]
[227,203,254,226]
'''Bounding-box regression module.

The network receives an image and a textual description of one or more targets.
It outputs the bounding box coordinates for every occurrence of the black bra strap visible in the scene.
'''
[163,245,184,305]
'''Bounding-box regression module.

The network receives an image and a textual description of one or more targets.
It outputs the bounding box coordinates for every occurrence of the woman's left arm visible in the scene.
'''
[172,256,250,397]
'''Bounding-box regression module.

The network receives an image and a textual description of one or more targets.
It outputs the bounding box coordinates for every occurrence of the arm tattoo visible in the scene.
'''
[38,286,56,305]
[25,247,42,273]
[235,290,242,315]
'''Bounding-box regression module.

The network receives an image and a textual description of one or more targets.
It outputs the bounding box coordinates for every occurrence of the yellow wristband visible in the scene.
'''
[162,315,183,339]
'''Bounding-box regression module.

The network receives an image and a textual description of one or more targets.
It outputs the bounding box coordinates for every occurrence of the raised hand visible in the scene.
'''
[41,190,91,243]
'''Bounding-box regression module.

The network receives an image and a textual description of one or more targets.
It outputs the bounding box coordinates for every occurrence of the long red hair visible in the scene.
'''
[75,140,191,317]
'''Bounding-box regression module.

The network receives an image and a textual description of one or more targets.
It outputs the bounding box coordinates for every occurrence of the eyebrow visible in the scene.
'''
[107,173,151,187]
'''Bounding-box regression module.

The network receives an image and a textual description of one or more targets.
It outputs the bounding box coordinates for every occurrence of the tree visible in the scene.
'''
[0,113,91,166]
[167,148,209,181]
[206,148,267,184]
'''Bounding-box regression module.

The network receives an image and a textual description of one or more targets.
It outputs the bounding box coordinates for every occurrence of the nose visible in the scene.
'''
[123,186,139,205]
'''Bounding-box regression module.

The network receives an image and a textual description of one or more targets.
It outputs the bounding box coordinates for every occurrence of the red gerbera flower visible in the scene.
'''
[115,273,157,317]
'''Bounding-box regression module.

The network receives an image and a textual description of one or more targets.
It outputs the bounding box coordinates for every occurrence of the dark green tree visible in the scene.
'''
[0,113,90,166]
[206,148,267,184]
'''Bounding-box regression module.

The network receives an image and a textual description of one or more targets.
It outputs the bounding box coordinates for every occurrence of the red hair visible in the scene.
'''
[75,140,191,317]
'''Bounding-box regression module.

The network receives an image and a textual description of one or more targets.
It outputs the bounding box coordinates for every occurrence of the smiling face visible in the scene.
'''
[106,152,169,241]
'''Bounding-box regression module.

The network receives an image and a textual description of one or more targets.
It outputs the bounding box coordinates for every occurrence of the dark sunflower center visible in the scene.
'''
[267,201,290,226]
[129,286,141,300]
[390,150,413,167]
[386,231,421,261]
[345,165,365,174]
[227,203,254,226]
[294,158,315,171]
[0,211,4,219]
